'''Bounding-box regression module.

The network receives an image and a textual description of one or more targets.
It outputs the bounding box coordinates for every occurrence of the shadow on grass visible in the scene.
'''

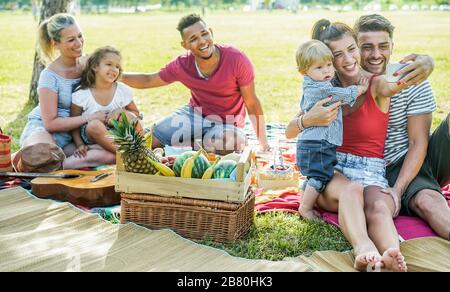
[3,101,36,152]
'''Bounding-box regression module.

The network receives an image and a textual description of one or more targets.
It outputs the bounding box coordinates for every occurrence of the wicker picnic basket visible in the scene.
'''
[120,191,255,243]
[0,128,12,172]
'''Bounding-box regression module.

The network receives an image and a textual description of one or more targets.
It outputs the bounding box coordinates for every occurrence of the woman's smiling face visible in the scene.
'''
[327,34,361,79]
[54,24,84,59]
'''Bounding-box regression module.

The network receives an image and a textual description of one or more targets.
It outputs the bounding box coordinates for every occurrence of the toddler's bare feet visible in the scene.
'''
[298,206,321,220]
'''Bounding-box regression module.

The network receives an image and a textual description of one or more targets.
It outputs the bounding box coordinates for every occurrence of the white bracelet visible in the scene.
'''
[296,115,305,131]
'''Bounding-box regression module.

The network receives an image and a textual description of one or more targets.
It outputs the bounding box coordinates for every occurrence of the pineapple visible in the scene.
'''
[109,113,159,174]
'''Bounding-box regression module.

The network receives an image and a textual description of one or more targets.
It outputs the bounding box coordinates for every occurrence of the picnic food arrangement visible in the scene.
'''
[110,113,246,181]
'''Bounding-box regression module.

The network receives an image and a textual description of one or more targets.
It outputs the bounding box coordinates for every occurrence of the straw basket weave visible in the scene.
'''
[120,191,255,243]
[0,128,12,172]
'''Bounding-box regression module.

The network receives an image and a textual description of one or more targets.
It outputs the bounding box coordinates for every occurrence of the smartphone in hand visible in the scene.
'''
[386,63,408,83]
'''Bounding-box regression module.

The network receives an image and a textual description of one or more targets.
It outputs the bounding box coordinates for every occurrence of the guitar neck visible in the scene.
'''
[0,172,79,179]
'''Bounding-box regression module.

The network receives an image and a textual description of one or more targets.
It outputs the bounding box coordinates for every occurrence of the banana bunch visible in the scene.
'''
[180,150,202,178]
[144,124,155,149]
[146,156,175,177]
[202,157,220,179]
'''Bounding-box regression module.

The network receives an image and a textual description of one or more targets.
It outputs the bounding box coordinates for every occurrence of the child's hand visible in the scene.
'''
[358,76,369,88]
[74,144,89,158]
[107,108,126,126]
[357,76,369,95]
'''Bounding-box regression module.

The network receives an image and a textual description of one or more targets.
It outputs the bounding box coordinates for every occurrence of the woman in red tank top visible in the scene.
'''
[286,20,408,272]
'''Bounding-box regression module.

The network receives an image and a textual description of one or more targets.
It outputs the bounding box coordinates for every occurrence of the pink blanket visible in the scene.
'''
[255,185,450,240]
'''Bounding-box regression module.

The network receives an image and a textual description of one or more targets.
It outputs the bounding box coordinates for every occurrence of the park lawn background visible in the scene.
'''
[0,10,449,260]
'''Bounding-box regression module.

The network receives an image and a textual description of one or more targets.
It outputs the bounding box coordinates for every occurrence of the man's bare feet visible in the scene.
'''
[380,248,407,272]
[298,206,321,220]
[354,251,382,272]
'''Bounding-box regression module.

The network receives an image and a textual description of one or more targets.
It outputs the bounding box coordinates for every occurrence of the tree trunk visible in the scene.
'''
[29,0,74,104]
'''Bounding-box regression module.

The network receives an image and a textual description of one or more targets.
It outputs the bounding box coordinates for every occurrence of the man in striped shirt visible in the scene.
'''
[356,15,450,245]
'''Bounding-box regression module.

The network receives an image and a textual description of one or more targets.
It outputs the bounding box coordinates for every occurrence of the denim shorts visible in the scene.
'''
[80,124,93,145]
[153,105,245,147]
[335,151,389,188]
[297,139,337,193]
[20,118,72,149]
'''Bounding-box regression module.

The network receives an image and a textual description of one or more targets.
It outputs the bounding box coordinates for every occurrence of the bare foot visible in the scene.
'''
[298,206,321,220]
[354,251,382,272]
[380,248,407,272]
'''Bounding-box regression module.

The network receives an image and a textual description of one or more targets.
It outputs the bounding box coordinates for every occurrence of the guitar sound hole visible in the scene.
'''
[65,174,83,179]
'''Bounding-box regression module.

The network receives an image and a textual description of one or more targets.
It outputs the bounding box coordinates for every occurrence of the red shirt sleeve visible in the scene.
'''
[236,52,254,87]
[159,57,180,84]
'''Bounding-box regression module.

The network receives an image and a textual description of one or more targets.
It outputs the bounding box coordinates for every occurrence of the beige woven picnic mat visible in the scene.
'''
[286,236,450,272]
[1,187,448,272]
[0,187,314,272]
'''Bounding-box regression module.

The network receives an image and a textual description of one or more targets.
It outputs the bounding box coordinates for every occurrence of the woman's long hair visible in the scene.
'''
[74,46,122,92]
[38,13,77,65]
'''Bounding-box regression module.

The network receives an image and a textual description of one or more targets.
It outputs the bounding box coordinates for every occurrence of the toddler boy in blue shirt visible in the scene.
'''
[296,40,368,219]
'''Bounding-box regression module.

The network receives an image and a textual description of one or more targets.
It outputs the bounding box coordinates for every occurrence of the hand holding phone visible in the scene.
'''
[386,63,408,83]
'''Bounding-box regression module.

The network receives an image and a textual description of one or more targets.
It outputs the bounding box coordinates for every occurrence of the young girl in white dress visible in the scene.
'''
[71,46,143,157]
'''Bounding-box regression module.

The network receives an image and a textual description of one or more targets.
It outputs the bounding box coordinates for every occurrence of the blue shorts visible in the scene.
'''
[80,124,93,145]
[153,105,245,147]
[20,118,72,149]
[335,151,389,188]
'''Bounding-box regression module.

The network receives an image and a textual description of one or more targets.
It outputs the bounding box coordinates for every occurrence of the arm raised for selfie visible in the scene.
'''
[372,75,408,99]
[397,54,434,86]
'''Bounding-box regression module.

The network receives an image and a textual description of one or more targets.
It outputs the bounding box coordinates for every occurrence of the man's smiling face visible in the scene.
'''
[358,30,393,75]
[181,21,215,60]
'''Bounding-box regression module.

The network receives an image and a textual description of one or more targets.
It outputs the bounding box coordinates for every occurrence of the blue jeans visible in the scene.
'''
[153,105,245,147]
[297,140,337,193]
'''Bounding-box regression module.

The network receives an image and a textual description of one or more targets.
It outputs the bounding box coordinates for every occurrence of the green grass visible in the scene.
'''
[0,10,449,260]
[201,212,352,261]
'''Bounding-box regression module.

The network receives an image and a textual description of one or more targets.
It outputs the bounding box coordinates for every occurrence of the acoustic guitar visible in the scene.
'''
[0,167,120,207]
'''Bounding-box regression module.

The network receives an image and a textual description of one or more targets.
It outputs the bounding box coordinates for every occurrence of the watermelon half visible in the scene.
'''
[173,151,210,178]
[213,160,237,179]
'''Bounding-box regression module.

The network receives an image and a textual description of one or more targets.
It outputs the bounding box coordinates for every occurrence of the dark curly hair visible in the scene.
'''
[74,46,122,92]
[177,14,205,37]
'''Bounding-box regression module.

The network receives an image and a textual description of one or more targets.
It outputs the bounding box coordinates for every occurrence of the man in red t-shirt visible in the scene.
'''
[123,14,269,153]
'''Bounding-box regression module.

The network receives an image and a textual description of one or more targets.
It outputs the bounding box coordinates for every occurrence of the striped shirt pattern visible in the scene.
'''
[384,80,436,164]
